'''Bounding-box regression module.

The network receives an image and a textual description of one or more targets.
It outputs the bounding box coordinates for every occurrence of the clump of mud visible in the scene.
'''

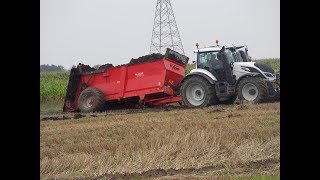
[75,53,165,76]
[78,53,165,74]
[236,104,249,110]
[74,113,86,119]
[128,53,164,65]
[73,48,189,77]
[41,116,72,121]
[97,64,114,71]
[78,64,96,73]
[78,63,114,74]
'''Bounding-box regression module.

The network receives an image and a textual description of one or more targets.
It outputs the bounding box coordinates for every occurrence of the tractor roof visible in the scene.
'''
[194,45,245,53]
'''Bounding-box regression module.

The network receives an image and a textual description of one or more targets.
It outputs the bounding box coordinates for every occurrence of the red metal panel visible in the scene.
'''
[106,67,123,97]
[163,59,185,88]
[146,96,182,106]
[119,66,127,99]
[163,58,186,76]
[123,60,166,100]
[73,57,186,109]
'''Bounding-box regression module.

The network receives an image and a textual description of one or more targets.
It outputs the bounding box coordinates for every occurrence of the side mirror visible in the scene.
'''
[239,50,249,62]
[216,46,226,61]
[219,46,225,53]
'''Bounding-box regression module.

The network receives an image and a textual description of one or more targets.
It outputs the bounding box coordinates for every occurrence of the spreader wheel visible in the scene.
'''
[78,87,105,113]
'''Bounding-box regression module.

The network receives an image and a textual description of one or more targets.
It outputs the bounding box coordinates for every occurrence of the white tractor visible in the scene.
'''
[179,42,280,107]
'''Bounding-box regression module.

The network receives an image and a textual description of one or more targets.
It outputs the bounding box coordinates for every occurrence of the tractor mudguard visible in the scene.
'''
[174,70,217,95]
[185,72,217,84]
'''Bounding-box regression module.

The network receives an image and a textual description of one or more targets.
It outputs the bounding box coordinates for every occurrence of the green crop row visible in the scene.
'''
[40,72,70,102]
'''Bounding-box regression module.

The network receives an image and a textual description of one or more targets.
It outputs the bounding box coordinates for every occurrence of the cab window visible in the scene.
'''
[197,51,222,71]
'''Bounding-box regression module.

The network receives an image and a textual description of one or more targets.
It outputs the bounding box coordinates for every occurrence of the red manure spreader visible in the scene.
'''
[63,49,189,112]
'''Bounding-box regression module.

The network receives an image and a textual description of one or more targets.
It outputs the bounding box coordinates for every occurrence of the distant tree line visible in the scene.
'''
[40,64,66,72]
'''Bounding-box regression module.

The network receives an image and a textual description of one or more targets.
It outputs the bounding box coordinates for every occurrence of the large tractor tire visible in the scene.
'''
[78,87,106,113]
[237,77,268,103]
[180,76,218,108]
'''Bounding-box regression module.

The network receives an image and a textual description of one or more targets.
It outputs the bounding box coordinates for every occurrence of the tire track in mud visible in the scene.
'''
[40,102,279,122]
[40,104,235,121]
[74,158,279,180]
[40,105,203,121]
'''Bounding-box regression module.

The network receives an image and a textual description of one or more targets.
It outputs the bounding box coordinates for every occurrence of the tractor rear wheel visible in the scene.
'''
[78,87,105,113]
[237,77,268,103]
[180,76,218,108]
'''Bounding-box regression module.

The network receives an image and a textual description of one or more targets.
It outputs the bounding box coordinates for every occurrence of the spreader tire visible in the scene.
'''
[78,87,105,113]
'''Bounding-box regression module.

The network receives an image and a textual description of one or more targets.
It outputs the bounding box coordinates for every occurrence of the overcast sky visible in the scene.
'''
[40,0,280,69]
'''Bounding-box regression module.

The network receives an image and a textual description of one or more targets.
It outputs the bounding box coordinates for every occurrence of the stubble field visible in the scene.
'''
[40,102,280,179]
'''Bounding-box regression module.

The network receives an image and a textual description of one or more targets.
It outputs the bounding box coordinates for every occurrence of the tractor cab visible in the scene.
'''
[227,45,252,62]
[188,43,238,102]
[193,42,252,81]
[194,44,237,84]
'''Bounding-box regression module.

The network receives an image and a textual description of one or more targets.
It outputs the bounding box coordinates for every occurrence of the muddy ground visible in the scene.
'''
[41,104,195,121]
[82,158,279,180]
[41,99,270,121]
[41,101,265,122]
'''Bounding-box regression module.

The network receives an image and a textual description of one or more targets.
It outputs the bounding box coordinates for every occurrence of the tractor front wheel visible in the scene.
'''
[78,87,106,113]
[237,77,268,103]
